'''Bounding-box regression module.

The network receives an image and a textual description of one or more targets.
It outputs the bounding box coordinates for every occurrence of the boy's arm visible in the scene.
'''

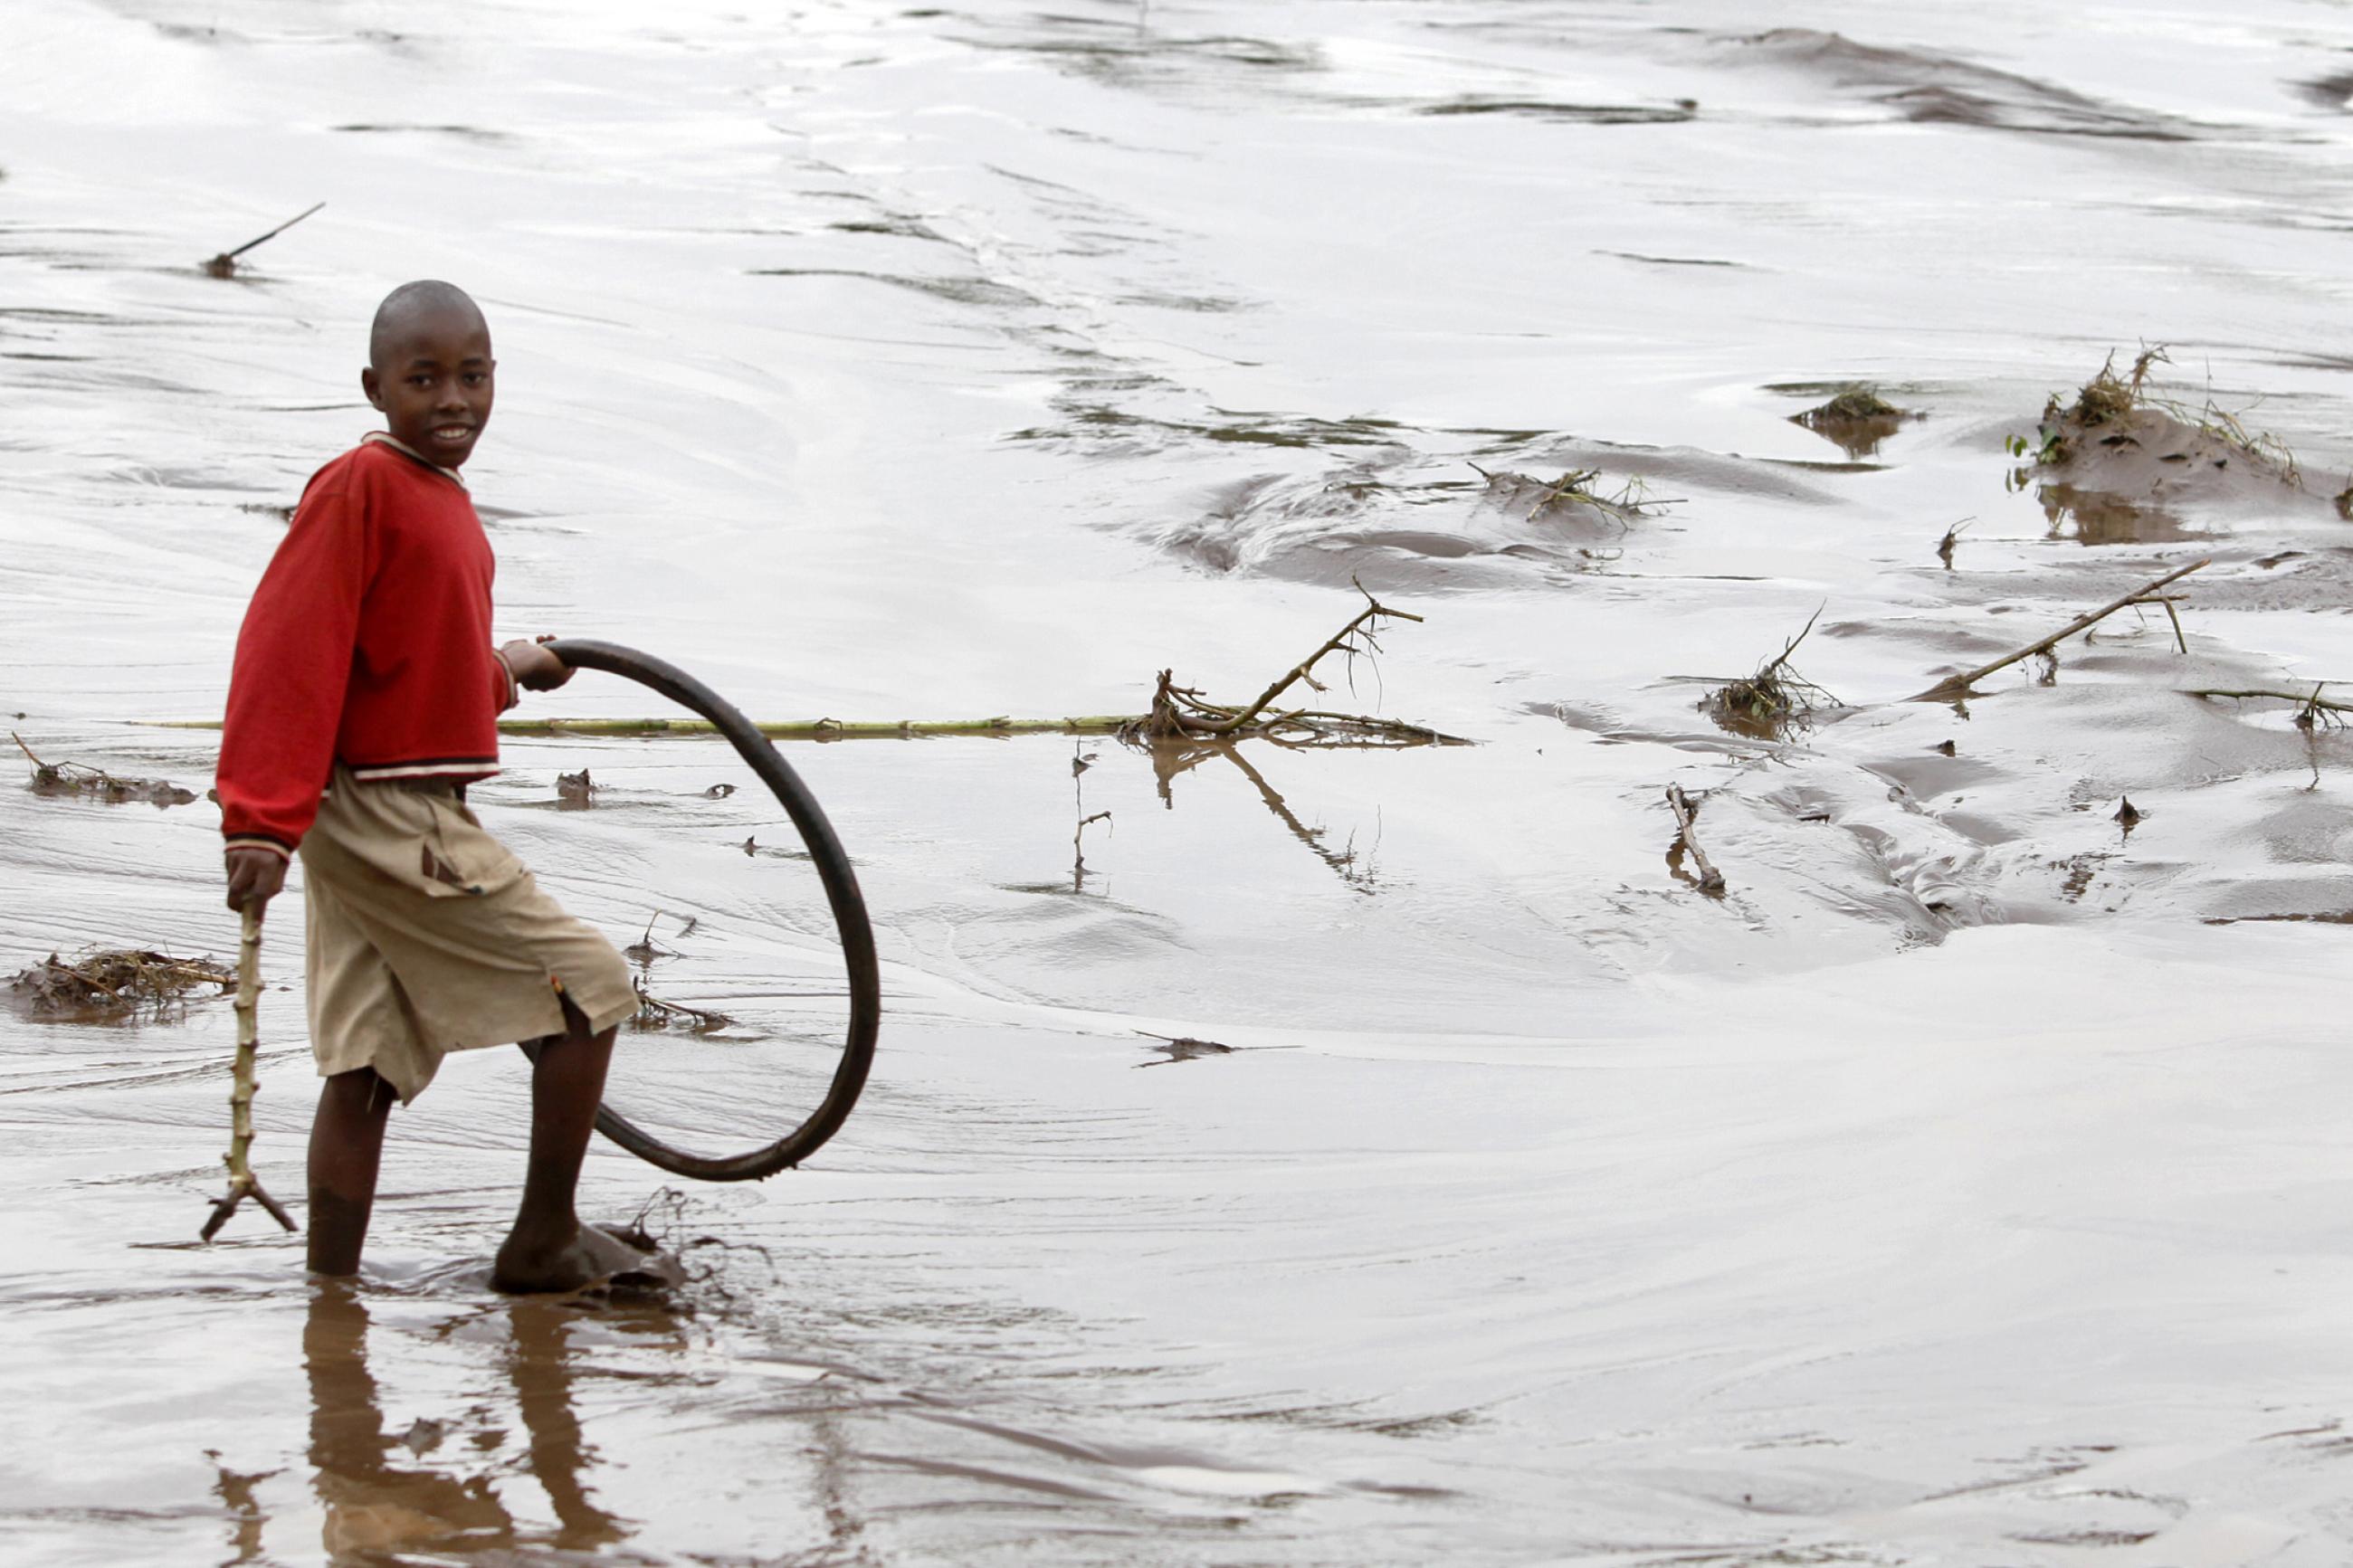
[217,480,371,912]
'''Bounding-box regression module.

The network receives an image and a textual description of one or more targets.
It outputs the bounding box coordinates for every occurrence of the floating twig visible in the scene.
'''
[1909,557,2210,701]
[203,201,325,279]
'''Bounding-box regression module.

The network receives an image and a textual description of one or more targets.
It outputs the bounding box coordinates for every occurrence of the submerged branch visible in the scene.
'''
[1909,557,2209,701]
[1664,784,1727,895]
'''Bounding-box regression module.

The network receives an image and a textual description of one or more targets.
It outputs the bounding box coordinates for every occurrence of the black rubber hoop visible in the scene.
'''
[542,638,881,1182]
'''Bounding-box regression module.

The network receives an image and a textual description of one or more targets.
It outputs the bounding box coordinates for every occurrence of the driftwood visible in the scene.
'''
[1664,784,1727,894]
[1909,557,2209,701]
[2187,684,2353,729]
[151,714,1140,742]
[200,908,297,1240]
[148,595,1467,748]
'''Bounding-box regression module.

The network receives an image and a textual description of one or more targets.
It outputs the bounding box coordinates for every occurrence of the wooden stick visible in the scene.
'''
[200,907,297,1240]
[2187,687,2353,718]
[1664,784,1727,894]
[1908,557,2210,700]
[1186,586,1423,737]
[146,707,1472,745]
[150,715,1141,741]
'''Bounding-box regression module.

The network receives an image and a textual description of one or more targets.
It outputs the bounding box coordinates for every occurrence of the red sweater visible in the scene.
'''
[218,436,515,856]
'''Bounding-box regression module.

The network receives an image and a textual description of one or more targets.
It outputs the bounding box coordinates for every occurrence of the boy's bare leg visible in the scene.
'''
[309,1068,395,1276]
[492,996,631,1293]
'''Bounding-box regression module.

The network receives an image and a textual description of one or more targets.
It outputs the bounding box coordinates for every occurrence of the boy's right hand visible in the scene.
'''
[224,847,287,914]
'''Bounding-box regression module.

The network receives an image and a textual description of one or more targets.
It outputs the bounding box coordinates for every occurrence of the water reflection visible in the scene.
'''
[300,1282,643,1562]
[1147,738,1381,894]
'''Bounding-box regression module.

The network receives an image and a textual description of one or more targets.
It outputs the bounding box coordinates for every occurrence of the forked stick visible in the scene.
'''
[200,907,297,1240]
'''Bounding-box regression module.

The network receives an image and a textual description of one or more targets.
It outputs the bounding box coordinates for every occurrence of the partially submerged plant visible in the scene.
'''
[10,949,235,1016]
[629,974,732,1033]
[1789,385,1912,457]
[2011,345,2302,487]
[13,732,196,807]
[1794,385,1903,426]
[1468,462,1673,527]
[1131,581,1466,747]
[1700,607,1840,738]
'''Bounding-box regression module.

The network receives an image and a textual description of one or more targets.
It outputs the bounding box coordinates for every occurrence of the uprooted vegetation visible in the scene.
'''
[2010,347,2303,491]
[1700,608,1841,738]
[1131,584,1469,747]
[629,974,734,1034]
[1468,461,1675,528]
[10,949,234,1017]
[14,733,197,806]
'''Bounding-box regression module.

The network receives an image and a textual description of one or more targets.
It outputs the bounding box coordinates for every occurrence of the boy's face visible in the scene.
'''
[360,305,495,469]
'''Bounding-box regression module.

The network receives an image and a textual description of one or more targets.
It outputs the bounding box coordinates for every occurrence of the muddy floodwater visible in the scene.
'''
[10,1,2353,1563]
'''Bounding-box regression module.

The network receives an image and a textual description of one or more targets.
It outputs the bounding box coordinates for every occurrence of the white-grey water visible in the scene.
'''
[6,1,2353,1563]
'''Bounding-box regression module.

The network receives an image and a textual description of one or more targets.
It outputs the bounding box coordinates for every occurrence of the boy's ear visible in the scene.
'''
[359,366,384,411]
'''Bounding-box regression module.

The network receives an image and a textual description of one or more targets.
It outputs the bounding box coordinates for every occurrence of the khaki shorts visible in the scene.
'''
[296,768,634,1103]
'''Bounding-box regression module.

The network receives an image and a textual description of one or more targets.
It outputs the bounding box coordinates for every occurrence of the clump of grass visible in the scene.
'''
[1700,608,1840,738]
[10,949,235,1016]
[1469,461,1673,525]
[2012,346,2302,486]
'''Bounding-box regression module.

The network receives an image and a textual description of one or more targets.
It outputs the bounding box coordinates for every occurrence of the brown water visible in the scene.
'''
[8,2,2353,1563]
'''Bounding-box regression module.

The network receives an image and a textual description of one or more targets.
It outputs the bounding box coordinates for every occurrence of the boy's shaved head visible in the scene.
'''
[362,280,496,469]
[369,280,487,368]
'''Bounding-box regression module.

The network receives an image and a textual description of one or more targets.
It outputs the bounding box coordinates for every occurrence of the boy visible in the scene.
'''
[218,280,642,1292]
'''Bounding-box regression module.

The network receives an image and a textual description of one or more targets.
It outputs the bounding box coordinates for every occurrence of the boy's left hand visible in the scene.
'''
[500,637,574,692]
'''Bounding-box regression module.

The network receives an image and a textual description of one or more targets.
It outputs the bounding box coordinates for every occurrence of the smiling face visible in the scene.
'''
[361,295,495,470]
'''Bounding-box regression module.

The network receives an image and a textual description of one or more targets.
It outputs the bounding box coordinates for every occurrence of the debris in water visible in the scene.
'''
[1663,782,1729,895]
[1136,1031,1236,1068]
[2186,683,2351,732]
[702,782,736,797]
[1791,385,1914,457]
[12,732,196,806]
[624,909,680,965]
[1700,606,1838,739]
[1910,558,2208,701]
[201,200,325,278]
[1469,461,1673,526]
[1936,518,1971,568]
[2011,346,2302,490]
[1130,581,1467,747]
[10,948,234,1016]
[629,974,732,1034]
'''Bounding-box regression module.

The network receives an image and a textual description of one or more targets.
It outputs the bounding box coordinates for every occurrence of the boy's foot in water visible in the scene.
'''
[492,1221,665,1294]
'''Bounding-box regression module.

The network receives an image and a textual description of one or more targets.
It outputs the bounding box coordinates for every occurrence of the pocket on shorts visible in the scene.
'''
[414,793,527,898]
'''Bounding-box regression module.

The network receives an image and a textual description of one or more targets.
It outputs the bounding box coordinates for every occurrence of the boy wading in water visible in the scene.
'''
[218,280,643,1292]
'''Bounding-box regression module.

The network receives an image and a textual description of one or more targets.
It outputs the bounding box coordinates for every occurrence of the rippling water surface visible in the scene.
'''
[8,2,2353,1563]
